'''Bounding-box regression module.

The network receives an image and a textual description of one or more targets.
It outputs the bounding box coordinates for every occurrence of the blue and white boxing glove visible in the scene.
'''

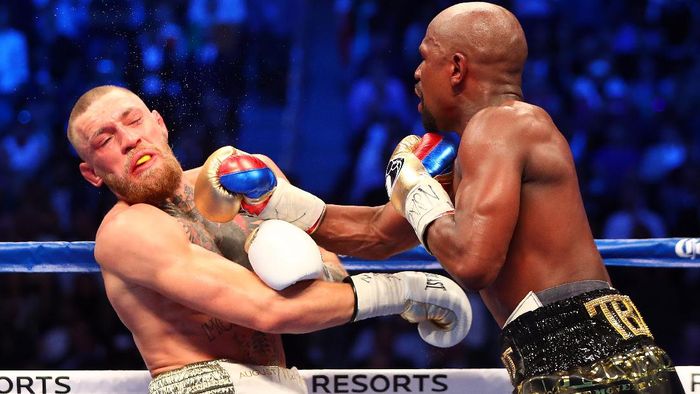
[244,220,324,290]
[194,146,326,233]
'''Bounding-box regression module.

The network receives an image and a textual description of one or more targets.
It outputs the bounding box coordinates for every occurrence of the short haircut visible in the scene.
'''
[66,85,134,151]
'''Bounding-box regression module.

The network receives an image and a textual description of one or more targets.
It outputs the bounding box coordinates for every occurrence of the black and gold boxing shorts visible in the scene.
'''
[500,288,684,393]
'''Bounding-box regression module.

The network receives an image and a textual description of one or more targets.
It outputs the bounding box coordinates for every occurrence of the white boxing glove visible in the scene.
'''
[255,178,327,234]
[245,219,324,290]
[345,271,471,348]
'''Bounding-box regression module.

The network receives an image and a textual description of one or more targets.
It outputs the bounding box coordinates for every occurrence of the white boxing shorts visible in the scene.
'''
[148,359,308,394]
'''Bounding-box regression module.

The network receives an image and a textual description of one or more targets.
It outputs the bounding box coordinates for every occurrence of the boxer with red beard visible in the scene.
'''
[66,85,473,394]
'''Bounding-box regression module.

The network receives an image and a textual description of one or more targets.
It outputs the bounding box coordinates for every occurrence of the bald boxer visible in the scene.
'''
[66,85,472,394]
[209,3,683,393]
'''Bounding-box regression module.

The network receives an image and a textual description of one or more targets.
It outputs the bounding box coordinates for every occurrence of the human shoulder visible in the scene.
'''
[98,201,168,233]
[95,202,188,270]
[467,101,552,140]
[183,167,200,185]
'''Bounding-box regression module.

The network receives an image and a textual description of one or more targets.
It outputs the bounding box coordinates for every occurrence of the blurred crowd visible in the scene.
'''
[1,0,699,371]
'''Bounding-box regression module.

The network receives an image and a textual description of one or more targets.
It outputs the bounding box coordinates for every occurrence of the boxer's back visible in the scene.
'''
[456,101,609,326]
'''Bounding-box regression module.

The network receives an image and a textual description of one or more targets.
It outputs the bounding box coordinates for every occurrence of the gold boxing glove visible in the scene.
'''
[193,146,243,222]
[385,135,454,252]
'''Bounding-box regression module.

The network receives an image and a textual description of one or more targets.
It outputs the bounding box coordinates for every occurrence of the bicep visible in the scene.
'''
[452,132,524,263]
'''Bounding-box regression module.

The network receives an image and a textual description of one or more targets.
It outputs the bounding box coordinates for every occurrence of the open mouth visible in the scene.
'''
[131,151,157,174]
[136,154,152,166]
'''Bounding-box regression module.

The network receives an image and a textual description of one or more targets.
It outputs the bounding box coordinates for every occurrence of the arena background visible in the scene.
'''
[0,0,698,374]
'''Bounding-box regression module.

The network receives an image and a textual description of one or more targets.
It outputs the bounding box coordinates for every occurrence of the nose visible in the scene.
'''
[414,61,423,81]
[118,127,141,154]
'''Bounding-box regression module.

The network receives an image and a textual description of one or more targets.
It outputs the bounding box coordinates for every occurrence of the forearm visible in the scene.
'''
[181,268,355,334]
[313,204,419,259]
[261,280,356,333]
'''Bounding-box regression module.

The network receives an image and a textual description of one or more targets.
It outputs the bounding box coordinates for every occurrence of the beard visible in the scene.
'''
[103,145,183,206]
[420,100,439,132]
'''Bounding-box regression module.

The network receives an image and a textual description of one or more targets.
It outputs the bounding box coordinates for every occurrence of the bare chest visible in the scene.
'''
[163,201,257,269]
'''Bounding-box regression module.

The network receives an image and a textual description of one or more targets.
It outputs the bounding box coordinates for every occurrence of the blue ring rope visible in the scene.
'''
[0,238,698,273]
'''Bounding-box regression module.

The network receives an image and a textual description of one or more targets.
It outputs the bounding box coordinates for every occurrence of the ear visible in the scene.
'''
[79,162,104,187]
[449,52,467,87]
[152,109,169,138]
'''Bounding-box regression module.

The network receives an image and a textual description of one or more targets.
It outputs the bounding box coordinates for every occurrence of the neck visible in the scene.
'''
[159,181,195,213]
[455,81,523,131]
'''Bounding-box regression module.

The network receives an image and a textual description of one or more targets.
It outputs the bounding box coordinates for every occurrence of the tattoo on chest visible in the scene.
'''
[250,331,275,355]
[200,317,279,362]
[160,185,255,267]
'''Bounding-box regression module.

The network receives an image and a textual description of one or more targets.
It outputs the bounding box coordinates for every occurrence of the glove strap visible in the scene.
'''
[259,179,327,233]
[403,179,454,253]
[240,193,272,215]
[344,273,405,322]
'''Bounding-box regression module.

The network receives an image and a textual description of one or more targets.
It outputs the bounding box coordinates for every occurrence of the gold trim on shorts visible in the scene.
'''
[517,345,680,394]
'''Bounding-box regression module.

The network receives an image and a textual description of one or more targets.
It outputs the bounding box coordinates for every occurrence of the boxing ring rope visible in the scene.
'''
[1,238,700,272]
[1,238,699,394]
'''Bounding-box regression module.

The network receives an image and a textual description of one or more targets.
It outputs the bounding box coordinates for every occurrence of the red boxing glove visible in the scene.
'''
[217,154,277,215]
[412,132,459,189]
[195,146,326,233]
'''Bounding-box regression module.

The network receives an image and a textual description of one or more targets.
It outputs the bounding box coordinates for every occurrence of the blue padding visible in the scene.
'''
[1,241,100,272]
[219,168,277,198]
[0,238,699,272]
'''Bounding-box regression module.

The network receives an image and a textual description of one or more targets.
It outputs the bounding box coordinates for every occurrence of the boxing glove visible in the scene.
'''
[413,132,459,189]
[193,146,243,223]
[245,219,324,291]
[385,136,454,252]
[345,271,471,348]
[194,146,327,233]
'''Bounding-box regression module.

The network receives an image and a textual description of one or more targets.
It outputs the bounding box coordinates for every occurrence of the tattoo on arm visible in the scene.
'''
[201,318,234,342]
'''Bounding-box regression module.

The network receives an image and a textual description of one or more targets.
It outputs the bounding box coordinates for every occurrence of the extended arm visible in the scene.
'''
[193,146,419,260]
[260,154,419,259]
[95,204,354,334]
[313,203,419,259]
[95,203,472,346]
[315,132,458,258]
